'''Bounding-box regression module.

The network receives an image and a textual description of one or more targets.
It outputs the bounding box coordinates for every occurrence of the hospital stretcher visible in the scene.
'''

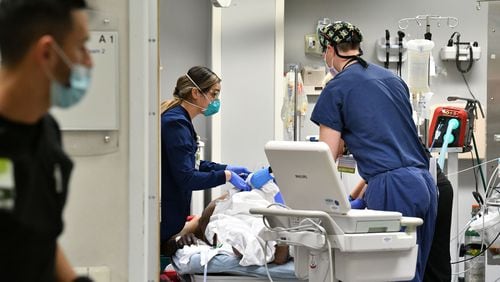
[171,208,421,282]
[172,141,424,281]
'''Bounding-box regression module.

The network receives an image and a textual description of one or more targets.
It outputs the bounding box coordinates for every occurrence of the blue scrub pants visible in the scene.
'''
[364,167,438,282]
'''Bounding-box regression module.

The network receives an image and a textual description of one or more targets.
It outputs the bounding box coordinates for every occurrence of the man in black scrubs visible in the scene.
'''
[425,161,454,281]
[0,1,94,281]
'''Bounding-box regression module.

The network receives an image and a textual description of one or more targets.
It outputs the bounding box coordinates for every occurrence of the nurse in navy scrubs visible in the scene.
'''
[160,66,250,255]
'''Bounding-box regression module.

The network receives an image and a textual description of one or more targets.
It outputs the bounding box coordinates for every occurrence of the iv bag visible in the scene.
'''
[406,39,434,94]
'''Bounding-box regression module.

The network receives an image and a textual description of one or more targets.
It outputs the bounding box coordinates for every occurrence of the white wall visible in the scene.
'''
[159,0,212,153]
[284,0,488,147]
[219,0,277,171]
[59,1,131,281]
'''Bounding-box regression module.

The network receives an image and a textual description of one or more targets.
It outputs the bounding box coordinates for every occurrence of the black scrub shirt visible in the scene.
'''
[0,114,73,282]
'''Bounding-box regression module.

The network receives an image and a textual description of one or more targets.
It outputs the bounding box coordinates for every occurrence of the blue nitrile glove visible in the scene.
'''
[226,165,251,175]
[249,167,274,189]
[274,191,285,204]
[350,198,366,209]
[230,171,251,191]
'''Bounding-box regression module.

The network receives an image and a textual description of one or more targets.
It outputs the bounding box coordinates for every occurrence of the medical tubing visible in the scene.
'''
[451,177,500,272]
[452,216,476,275]
[438,118,460,168]
[445,157,500,177]
[484,166,499,199]
[262,240,274,282]
[429,123,444,151]
[452,206,500,267]
[451,217,475,243]
[454,259,480,276]
[485,166,500,200]
[298,218,331,282]
[203,261,208,282]
[451,228,500,265]
[327,237,334,282]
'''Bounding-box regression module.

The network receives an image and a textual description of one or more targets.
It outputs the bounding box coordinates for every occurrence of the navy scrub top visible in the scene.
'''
[311,63,429,181]
[161,105,226,242]
[311,63,437,282]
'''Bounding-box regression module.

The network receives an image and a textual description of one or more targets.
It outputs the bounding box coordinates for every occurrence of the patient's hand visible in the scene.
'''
[272,245,290,265]
[176,233,198,249]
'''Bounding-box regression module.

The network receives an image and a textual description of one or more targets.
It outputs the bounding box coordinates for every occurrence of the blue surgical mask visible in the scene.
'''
[202,96,220,116]
[324,56,338,77]
[186,73,221,117]
[50,43,91,108]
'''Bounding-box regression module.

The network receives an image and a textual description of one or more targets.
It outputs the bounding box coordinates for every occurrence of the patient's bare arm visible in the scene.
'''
[272,245,290,265]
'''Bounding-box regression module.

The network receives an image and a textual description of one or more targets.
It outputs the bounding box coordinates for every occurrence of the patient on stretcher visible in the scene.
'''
[162,178,290,267]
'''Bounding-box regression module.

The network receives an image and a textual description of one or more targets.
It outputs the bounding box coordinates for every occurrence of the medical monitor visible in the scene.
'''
[264,141,351,215]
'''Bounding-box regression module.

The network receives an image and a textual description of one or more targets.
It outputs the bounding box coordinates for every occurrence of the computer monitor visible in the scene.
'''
[264,140,351,215]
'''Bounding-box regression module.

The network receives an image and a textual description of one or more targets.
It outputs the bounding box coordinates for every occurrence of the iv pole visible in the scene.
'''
[398,15,459,145]
[289,64,300,141]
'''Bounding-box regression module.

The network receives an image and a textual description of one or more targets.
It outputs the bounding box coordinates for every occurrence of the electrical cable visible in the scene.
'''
[299,218,332,282]
[461,72,479,101]
[448,32,474,74]
[260,209,334,281]
[472,133,488,192]
[453,205,488,276]
[451,226,500,265]
[451,169,500,276]
[470,151,479,194]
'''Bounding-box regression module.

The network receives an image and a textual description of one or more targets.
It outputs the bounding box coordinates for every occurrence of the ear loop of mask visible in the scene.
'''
[51,41,75,70]
[42,42,70,83]
[186,73,210,101]
[183,73,209,111]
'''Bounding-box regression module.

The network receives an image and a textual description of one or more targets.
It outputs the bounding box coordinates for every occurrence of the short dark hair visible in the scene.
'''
[0,0,88,66]
[336,42,361,53]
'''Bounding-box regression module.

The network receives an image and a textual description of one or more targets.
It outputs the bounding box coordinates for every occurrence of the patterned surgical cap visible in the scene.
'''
[318,21,363,52]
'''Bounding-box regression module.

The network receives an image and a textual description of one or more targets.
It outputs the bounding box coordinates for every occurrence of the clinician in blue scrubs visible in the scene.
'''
[160,66,250,256]
[312,21,437,282]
